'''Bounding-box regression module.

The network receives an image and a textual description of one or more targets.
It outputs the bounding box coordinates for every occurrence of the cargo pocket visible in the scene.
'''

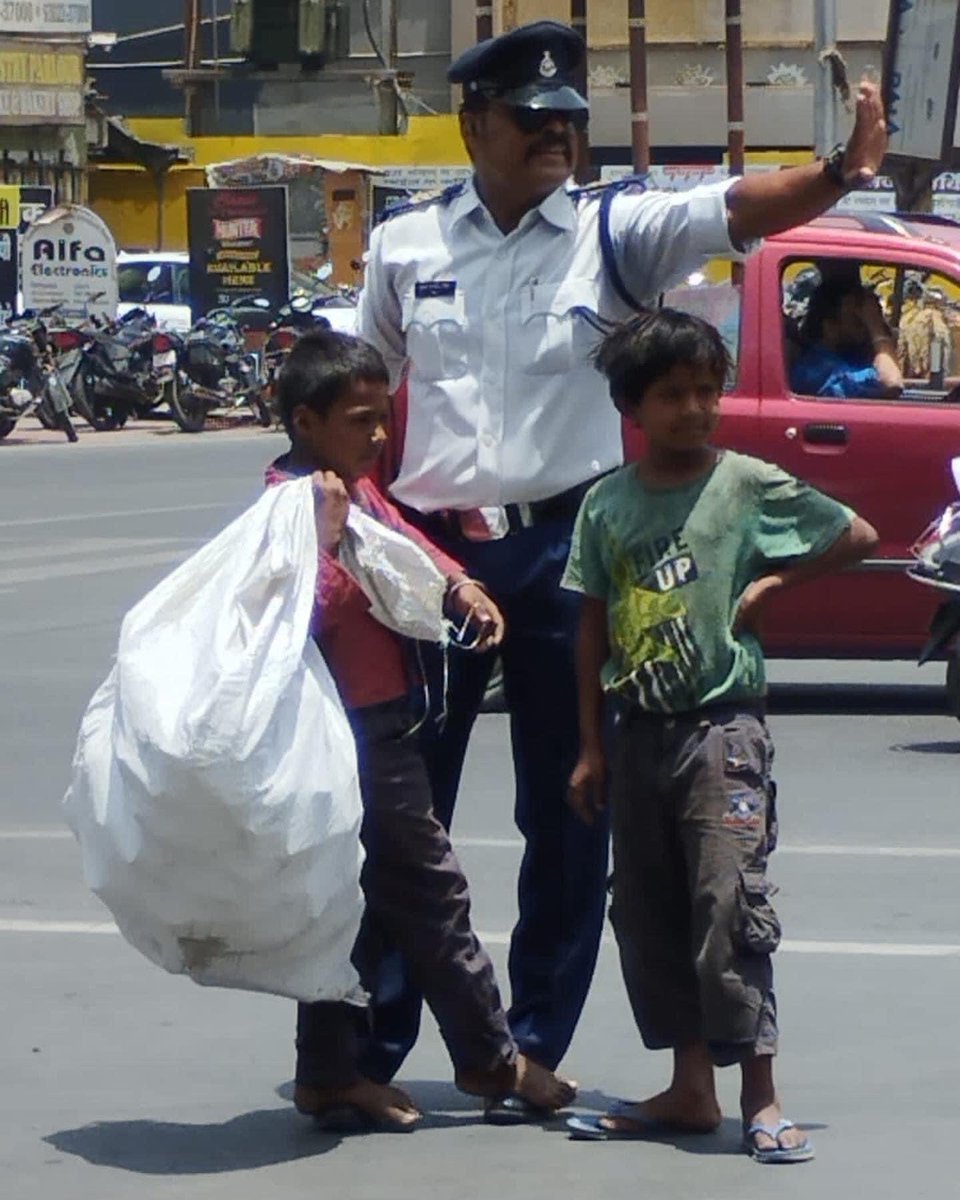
[735,868,781,955]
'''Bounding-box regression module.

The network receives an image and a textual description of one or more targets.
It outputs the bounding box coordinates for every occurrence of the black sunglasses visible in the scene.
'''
[508,107,589,134]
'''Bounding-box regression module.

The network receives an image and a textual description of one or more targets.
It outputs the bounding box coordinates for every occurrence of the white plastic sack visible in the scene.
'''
[63,477,366,1004]
[340,505,450,644]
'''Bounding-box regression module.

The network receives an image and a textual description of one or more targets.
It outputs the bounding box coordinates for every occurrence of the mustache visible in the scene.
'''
[526,135,572,161]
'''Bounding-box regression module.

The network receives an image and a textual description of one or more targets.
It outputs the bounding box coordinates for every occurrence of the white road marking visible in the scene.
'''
[1,917,959,958]
[1,502,235,530]
[5,829,960,860]
[454,836,960,859]
[0,548,191,586]
[0,536,196,565]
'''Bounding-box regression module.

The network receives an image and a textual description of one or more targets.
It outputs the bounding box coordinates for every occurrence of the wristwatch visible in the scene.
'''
[821,143,852,192]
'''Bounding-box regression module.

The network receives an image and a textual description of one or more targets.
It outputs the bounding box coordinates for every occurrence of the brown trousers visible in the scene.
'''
[609,703,780,1067]
[296,698,516,1089]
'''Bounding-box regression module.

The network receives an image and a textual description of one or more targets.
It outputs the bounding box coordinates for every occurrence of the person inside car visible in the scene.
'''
[790,277,903,398]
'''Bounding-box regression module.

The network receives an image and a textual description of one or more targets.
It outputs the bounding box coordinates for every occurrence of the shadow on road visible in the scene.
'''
[890,740,960,754]
[768,683,948,717]
[44,1107,340,1174]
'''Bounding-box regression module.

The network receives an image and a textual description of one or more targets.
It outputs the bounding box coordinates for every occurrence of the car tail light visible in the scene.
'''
[152,333,176,353]
[50,329,84,351]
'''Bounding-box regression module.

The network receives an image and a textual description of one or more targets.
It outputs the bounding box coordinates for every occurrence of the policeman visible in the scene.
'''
[356,20,887,1123]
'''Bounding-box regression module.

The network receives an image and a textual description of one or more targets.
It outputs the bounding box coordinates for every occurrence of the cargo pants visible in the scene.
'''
[609,703,781,1067]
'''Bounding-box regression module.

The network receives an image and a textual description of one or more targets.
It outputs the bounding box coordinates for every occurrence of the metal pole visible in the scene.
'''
[382,0,398,134]
[813,0,839,156]
[628,0,650,173]
[725,0,744,285]
[210,0,220,125]
[183,0,200,127]
[476,0,493,42]
[725,0,744,177]
[571,0,592,182]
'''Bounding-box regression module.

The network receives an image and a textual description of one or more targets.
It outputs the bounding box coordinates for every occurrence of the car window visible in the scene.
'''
[661,281,741,389]
[172,263,190,305]
[119,262,173,304]
[782,258,960,402]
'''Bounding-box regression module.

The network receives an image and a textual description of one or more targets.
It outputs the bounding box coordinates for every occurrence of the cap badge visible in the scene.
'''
[539,50,558,79]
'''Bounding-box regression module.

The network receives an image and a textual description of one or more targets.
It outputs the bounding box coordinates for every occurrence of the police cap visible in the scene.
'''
[448,20,587,113]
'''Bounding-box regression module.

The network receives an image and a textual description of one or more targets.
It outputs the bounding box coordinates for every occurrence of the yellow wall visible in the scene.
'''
[88,114,471,251]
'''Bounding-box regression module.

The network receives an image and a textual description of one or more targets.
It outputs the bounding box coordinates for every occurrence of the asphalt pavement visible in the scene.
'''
[2,424,959,1200]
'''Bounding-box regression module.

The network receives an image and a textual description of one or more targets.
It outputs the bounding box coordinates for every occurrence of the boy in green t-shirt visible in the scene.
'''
[562,309,877,1162]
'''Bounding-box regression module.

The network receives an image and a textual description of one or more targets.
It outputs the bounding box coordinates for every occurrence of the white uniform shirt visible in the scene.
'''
[357,176,745,512]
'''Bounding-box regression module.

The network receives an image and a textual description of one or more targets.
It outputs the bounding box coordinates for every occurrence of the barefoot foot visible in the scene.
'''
[512,1054,578,1111]
[294,1078,421,1131]
[600,1086,722,1135]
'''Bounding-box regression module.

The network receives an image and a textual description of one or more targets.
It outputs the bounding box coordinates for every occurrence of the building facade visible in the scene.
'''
[0,2,92,203]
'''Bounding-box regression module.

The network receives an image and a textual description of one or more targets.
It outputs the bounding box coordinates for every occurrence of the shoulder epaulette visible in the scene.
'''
[570,172,649,204]
[376,182,466,225]
[576,174,650,314]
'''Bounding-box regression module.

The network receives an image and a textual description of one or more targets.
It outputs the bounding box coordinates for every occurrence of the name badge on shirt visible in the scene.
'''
[415,280,457,299]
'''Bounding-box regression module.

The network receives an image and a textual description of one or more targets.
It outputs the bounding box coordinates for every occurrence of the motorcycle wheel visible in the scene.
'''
[35,402,59,430]
[71,374,121,432]
[947,655,960,721]
[38,391,79,443]
[253,391,274,428]
[170,382,208,433]
[0,415,16,440]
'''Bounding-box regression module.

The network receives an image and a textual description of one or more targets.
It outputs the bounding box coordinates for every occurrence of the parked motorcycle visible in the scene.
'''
[0,307,78,443]
[171,308,268,433]
[907,455,960,719]
[66,306,176,431]
[262,296,334,424]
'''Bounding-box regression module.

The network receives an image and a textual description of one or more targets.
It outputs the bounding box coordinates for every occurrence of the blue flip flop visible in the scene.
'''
[743,1118,815,1164]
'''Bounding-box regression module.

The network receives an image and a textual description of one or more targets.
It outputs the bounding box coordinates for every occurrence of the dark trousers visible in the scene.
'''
[358,518,610,1079]
[609,704,780,1068]
[296,699,515,1090]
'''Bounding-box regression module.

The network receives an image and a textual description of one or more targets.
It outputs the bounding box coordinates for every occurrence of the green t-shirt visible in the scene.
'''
[562,450,854,713]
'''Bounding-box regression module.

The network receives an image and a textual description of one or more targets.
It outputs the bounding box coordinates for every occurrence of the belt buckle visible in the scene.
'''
[458,506,510,541]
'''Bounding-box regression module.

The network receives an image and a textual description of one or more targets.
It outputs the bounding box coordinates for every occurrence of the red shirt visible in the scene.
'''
[265,457,463,710]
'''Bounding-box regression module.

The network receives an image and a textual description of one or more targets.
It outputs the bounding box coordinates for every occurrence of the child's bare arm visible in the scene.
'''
[568,597,609,826]
[735,515,878,635]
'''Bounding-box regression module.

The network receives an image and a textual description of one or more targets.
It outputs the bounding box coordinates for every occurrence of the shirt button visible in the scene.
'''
[481,433,495,447]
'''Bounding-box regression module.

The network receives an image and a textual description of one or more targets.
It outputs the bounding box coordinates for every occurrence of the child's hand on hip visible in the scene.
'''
[567,748,607,826]
[311,470,350,552]
[733,575,783,638]
[448,580,505,651]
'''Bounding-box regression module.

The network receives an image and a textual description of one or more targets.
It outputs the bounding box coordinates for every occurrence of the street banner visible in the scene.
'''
[20,204,118,320]
[371,166,471,225]
[187,186,290,320]
[0,184,52,323]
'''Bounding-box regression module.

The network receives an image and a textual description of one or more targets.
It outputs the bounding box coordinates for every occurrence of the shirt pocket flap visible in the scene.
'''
[520,277,600,323]
[401,290,466,331]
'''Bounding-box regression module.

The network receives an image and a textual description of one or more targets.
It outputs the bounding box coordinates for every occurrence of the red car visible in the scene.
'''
[383,212,960,697]
[639,212,960,674]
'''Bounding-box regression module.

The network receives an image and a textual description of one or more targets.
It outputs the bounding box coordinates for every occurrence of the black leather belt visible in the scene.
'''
[401,476,605,544]
[502,478,598,534]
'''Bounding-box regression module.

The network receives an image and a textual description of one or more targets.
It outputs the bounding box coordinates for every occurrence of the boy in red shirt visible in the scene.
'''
[267,330,575,1131]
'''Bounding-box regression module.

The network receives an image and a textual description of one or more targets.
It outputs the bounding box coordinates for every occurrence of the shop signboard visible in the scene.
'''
[0,39,85,126]
[0,1,92,35]
[0,184,52,322]
[20,203,118,320]
[187,186,290,320]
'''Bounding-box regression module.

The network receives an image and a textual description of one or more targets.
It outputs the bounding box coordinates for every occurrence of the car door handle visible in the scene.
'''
[803,423,848,446]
